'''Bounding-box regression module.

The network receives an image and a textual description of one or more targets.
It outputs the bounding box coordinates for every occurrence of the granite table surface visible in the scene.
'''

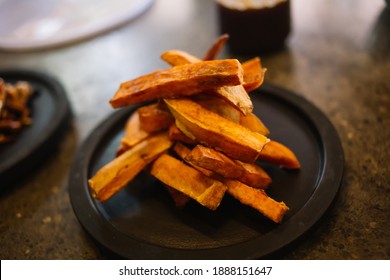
[0,0,389,259]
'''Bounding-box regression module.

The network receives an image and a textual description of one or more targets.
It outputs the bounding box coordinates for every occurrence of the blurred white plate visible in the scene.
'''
[0,0,154,51]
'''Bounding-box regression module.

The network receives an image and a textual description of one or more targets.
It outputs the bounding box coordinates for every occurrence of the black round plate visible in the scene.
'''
[0,69,71,187]
[68,83,343,259]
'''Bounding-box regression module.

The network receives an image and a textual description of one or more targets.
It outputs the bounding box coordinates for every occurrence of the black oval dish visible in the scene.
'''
[68,83,343,259]
[0,69,71,187]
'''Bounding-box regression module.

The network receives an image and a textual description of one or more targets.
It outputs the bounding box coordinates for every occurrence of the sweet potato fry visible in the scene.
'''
[242,57,267,93]
[185,145,271,189]
[168,123,197,145]
[150,154,227,210]
[173,143,217,179]
[160,50,253,115]
[224,179,289,223]
[203,34,230,61]
[209,85,253,115]
[185,145,244,179]
[235,161,272,189]
[172,142,193,160]
[193,94,241,123]
[239,112,270,136]
[88,133,173,202]
[259,140,301,169]
[120,109,150,150]
[110,59,243,108]
[164,185,191,208]
[138,103,173,133]
[161,50,200,66]
[165,98,269,163]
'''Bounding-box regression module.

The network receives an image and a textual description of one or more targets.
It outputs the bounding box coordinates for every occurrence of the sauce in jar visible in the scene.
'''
[216,0,291,54]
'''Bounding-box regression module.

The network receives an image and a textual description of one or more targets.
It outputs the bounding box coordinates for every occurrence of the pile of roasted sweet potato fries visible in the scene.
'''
[88,35,300,223]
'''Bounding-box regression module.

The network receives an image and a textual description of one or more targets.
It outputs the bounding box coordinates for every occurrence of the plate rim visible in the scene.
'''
[0,68,72,186]
[68,83,344,259]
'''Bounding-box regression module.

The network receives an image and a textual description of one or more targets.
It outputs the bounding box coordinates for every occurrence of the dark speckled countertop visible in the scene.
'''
[0,0,389,259]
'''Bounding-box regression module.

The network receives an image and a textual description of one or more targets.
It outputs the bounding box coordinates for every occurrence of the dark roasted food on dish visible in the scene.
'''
[0,78,34,143]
